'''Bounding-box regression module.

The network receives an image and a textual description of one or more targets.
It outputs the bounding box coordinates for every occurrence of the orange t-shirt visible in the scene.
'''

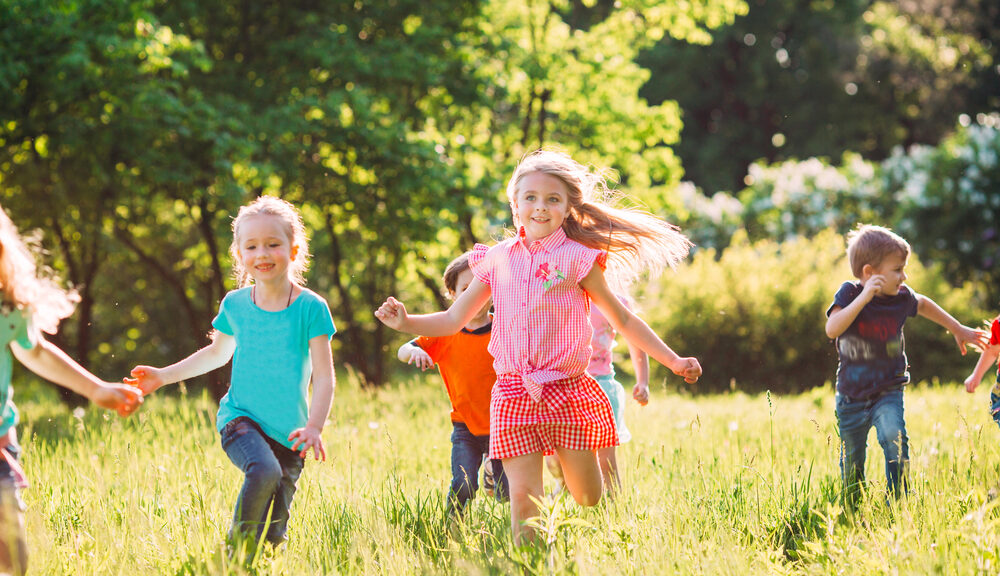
[416,323,496,436]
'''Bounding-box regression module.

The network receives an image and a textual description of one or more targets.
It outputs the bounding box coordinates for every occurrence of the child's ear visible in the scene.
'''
[861,263,874,278]
[291,244,298,260]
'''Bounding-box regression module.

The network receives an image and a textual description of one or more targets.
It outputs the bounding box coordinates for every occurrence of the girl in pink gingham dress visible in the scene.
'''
[376,149,701,542]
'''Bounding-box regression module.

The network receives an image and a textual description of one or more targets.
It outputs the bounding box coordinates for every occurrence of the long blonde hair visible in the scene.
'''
[506,149,692,286]
[229,196,311,288]
[0,205,79,334]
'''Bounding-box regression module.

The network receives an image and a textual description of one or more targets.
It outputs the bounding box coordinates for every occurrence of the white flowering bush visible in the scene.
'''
[737,152,889,242]
[674,181,744,250]
[885,114,1000,305]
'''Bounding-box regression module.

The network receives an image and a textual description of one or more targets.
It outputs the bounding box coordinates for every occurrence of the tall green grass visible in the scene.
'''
[15,371,1000,574]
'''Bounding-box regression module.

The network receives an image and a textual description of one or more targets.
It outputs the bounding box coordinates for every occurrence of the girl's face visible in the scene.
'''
[237,214,296,284]
[512,172,569,243]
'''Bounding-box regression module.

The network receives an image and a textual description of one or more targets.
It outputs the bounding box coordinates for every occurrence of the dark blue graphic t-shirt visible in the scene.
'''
[826,281,919,400]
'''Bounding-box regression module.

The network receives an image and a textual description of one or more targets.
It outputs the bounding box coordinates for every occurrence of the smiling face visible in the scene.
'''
[237,214,296,285]
[512,172,570,243]
[864,250,908,296]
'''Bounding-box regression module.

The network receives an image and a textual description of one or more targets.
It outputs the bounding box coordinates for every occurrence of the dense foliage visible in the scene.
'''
[1,0,996,396]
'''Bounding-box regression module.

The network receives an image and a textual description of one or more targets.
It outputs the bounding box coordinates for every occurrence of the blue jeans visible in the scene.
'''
[990,382,1000,428]
[449,422,508,514]
[836,387,908,502]
[220,417,304,545]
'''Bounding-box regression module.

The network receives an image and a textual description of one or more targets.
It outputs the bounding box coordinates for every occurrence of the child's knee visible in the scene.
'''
[570,485,602,507]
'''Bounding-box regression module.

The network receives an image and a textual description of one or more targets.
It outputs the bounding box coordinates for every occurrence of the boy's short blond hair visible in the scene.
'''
[846,224,911,278]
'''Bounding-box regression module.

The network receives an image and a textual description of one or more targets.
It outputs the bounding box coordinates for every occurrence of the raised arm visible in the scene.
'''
[125,331,236,394]
[11,338,142,415]
[581,266,701,383]
[375,279,490,337]
[289,335,335,460]
[917,295,989,355]
[826,280,881,339]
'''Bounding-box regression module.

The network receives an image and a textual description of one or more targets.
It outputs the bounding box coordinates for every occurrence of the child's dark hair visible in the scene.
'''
[442,252,472,297]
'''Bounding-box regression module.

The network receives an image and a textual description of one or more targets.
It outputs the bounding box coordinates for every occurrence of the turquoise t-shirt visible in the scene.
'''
[0,301,36,436]
[213,286,335,449]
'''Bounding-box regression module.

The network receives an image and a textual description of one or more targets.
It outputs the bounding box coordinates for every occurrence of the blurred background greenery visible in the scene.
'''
[1,0,997,398]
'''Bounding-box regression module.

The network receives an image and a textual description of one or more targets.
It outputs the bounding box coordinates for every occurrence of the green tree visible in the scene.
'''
[639,0,995,194]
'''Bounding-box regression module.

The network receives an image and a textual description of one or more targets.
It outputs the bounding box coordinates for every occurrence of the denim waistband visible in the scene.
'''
[838,384,904,404]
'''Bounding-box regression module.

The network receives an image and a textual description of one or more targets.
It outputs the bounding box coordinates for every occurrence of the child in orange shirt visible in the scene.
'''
[396,252,507,514]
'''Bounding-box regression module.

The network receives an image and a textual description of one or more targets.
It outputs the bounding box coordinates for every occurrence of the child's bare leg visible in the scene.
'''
[553,447,603,506]
[501,452,544,544]
[0,482,26,576]
[597,446,620,496]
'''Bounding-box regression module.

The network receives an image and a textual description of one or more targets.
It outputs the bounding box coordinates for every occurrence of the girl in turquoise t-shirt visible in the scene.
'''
[0,206,142,575]
[127,196,335,553]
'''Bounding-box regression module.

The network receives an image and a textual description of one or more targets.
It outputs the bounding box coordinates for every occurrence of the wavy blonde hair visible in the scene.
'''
[506,149,692,287]
[0,205,79,334]
[229,196,311,288]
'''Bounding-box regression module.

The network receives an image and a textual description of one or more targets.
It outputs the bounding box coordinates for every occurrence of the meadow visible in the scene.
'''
[17,369,1000,575]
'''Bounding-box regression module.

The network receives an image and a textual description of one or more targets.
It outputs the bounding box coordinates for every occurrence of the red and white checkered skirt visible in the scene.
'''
[488,372,619,459]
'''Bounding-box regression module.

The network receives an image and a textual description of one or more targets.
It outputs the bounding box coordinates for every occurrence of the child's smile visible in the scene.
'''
[513,172,569,244]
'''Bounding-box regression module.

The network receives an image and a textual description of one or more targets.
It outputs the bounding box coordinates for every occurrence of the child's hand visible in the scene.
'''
[965,374,981,394]
[123,366,164,395]
[632,382,649,406]
[288,425,326,461]
[860,275,884,301]
[953,326,990,356]
[405,347,434,371]
[92,382,144,417]
[374,297,408,331]
[670,357,702,384]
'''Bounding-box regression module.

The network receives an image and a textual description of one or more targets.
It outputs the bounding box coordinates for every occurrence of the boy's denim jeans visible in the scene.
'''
[220,417,304,546]
[449,422,508,514]
[836,386,908,502]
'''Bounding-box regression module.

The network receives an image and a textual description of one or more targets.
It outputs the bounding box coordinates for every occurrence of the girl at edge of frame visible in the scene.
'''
[0,205,142,575]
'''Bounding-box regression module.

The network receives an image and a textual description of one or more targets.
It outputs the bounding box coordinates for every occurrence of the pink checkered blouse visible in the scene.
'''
[468,227,607,399]
[469,227,617,458]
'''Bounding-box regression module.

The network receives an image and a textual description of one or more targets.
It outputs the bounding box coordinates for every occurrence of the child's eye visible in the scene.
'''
[524,194,535,201]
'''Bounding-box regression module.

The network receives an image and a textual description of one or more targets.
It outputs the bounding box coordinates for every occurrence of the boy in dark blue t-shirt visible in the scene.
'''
[826,224,986,504]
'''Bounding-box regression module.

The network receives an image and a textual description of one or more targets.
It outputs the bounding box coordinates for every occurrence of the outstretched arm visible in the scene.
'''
[917,296,989,355]
[289,335,335,460]
[964,344,1000,393]
[125,331,236,394]
[581,266,701,383]
[375,279,490,337]
[11,338,142,415]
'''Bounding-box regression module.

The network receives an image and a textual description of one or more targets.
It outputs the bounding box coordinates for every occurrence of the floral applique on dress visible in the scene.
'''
[535,262,566,291]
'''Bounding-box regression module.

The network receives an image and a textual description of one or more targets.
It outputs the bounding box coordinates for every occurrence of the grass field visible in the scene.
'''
[15,370,1000,575]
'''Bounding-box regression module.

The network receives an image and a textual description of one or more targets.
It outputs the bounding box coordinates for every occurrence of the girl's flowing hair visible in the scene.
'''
[506,149,692,287]
[229,196,311,288]
[0,206,79,334]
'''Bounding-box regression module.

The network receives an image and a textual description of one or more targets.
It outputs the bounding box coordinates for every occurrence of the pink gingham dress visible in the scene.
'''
[469,227,618,459]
